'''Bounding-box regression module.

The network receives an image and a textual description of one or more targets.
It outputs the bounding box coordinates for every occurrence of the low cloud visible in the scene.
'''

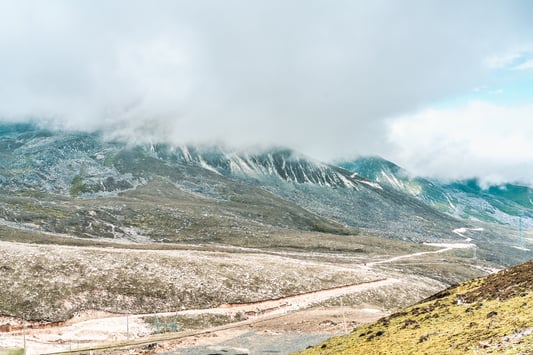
[386,101,533,185]
[1,1,533,182]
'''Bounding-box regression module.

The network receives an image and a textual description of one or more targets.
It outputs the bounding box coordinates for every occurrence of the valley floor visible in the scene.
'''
[0,232,492,355]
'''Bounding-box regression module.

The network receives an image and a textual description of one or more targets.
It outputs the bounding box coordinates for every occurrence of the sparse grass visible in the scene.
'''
[0,216,435,259]
[70,175,91,196]
[1,179,360,245]
[0,240,379,322]
[143,313,247,334]
[0,348,24,355]
[0,210,491,325]
[376,259,487,286]
[315,278,445,312]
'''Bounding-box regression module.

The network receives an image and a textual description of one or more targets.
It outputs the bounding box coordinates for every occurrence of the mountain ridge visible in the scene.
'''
[0,123,531,263]
[339,156,533,229]
[0,123,452,242]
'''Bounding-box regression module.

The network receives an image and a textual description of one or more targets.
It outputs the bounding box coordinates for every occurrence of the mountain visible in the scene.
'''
[0,124,355,242]
[300,259,533,354]
[0,124,453,242]
[0,123,361,195]
[339,156,533,229]
[0,123,531,265]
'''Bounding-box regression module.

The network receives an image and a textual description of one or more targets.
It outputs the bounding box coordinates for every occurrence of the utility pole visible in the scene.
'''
[341,297,347,335]
[23,315,26,355]
[519,215,523,247]
[126,313,129,340]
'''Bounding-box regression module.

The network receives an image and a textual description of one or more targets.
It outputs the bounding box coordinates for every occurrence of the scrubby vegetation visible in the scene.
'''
[0,238,383,322]
[70,174,92,196]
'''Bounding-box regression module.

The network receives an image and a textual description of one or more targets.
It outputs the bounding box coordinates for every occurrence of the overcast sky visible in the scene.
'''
[1,0,533,184]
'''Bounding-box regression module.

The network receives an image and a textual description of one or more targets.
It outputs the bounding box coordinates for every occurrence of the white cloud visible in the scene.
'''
[485,52,523,69]
[513,59,533,70]
[386,101,533,185]
[0,0,533,180]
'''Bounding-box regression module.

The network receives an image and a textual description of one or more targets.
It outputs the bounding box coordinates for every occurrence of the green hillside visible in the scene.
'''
[300,259,533,354]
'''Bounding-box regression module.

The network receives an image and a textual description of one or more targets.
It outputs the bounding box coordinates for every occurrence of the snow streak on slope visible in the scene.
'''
[167,146,370,190]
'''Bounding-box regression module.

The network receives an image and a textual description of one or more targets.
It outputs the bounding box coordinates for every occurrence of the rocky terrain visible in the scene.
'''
[1,124,530,260]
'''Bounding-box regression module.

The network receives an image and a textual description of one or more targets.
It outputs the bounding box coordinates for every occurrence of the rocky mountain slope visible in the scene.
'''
[0,123,531,265]
[0,123,454,242]
[300,259,533,354]
[340,156,533,228]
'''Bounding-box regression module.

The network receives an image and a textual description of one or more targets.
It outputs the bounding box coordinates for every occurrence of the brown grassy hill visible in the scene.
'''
[299,260,533,354]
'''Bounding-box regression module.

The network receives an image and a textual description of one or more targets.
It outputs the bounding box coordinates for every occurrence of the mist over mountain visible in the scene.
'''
[1,1,533,183]
[0,122,531,353]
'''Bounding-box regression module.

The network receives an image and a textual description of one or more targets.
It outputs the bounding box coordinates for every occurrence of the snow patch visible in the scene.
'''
[180,146,192,161]
[445,195,456,210]
[360,180,383,190]
[337,173,357,189]
[199,158,221,175]
[230,156,258,176]
[512,245,530,251]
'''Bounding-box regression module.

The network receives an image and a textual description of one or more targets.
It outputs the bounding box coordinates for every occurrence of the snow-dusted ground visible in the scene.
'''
[0,227,494,354]
[0,231,480,354]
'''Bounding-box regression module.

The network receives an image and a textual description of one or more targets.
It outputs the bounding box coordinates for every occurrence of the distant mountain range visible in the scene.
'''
[0,123,531,265]
[339,157,533,229]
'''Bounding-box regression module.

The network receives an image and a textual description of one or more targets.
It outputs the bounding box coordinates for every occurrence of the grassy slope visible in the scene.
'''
[0,176,354,244]
[300,260,533,354]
